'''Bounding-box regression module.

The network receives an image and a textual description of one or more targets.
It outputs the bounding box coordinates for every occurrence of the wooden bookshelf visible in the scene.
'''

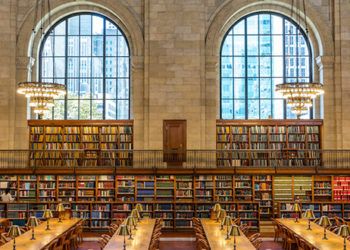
[28,120,133,168]
[216,120,322,167]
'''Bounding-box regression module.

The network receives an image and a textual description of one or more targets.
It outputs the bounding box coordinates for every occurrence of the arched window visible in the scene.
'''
[220,12,312,119]
[40,13,130,119]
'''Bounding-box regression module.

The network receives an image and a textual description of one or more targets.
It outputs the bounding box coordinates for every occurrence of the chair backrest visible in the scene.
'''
[197,239,210,250]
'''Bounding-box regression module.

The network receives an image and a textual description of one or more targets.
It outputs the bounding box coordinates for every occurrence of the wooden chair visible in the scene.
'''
[63,229,75,250]
[197,238,210,250]
[274,221,283,242]
[44,239,59,250]
[51,235,65,250]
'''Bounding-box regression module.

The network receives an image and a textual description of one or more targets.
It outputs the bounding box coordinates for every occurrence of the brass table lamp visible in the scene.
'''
[56,203,65,222]
[117,225,130,250]
[319,215,331,240]
[304,209,315,230]
[27,216,39,240]
[292,203,301,223]
[43,209,53,230]
[338,224,350,250]
[125,216,137,240]
[229,225,241,250]
[8,225,21,250]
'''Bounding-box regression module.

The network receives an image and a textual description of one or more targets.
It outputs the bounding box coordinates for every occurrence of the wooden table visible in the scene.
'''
[0,218,81,250]
[201,219,256,250]
[103,219,155,250]
[276,218,350,250]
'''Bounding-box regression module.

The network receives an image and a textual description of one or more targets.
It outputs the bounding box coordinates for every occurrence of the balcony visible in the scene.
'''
[0,149,349,174]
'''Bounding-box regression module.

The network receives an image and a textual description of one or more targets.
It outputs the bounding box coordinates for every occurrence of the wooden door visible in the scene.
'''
[163,120,186,166]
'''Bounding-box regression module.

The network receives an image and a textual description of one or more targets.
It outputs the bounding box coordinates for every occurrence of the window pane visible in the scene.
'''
[234,57,245,77]
[67,79,79,99]
[272,35,283,55]
[117,100,129,119]
[234,100,245,119]
[53,100,64,120]
[92,16,104,35]
[54,36,65,56]
[41,58,53,77]
[273,99,284,119]
[68,16,79,35]
[106,79,117,99]
[105,57,117,77]
[92,57,103,77]
[273,78,284,98]
[271,15,283,34]
[80,36,91,56]
[54,21,66,35]
[260,100,272,119]
[92,79,103,98]
[222,36,232,56]
[222,78,233,99]
[105,100,116,119]
[248,100,259,119]
[260,78,271,98]
[79,79,91,99]
[80,100,91,119]
[234,78,245,99]
[233,20,244,35]
[221,57,233,77]
[67,36,79,56]
[80,57,91,77]
[247,15,258,34]
[42,36,53,56]
[118,79,129,99]
[221,99,233,119]
[260,36,271,56]
[247,57,258,77]
[247,35,258,56]
[67,57,79,77]
[106,36,117,56]
[92,100,103,119]
[260,57,271,77]
[67,100,79,119]
[54,58,65,77]
[106,20,117,35]
[80,15,91,35]
[248,78,259,98]
[118,36,129,56]
[272,57,283,77]
[233,36,245,56]
[118,58,129,77]
[92,36,103,56]
[259,14,271,34]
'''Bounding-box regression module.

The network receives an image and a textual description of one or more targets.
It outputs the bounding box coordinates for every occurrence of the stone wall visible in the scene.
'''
[0,0,348,149]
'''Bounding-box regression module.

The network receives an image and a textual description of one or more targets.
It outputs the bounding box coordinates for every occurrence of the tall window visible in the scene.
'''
[40,13,130,119]
[220,12,312,119]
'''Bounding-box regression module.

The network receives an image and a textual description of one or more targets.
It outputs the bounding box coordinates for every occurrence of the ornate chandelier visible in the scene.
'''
[276,0,324,118]
[17,0,66,117]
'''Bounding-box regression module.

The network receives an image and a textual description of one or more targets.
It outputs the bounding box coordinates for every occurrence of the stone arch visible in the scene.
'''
[204,0,335,148]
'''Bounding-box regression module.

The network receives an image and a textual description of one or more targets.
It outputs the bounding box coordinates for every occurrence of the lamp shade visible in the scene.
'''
[131,209,140,219]
[293,203,301,212]
[43,209,53,219]
[319,216,332,227]
[338,225,350,237]
[8,225,21,238]
[56,203,65,212]
[221,216,232,226]
[27,216,39,227]
[117,225,130,236]
[125,216,136,227]
[304,209,315,219]
[135,204,143,212]
[213,203,221,213]
[229,225,241,236]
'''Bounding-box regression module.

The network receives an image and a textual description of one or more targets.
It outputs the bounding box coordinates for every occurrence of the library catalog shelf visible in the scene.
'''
[0,149,350,170]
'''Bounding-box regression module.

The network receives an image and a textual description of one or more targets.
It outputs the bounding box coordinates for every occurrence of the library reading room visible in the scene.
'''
[0,0,349,249]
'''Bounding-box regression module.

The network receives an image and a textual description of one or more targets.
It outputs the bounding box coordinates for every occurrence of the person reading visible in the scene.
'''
[1,188,14,202]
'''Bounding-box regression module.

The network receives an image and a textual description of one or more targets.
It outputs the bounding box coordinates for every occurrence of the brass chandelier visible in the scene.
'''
[275,0,324,118]
[17,0,66,116]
